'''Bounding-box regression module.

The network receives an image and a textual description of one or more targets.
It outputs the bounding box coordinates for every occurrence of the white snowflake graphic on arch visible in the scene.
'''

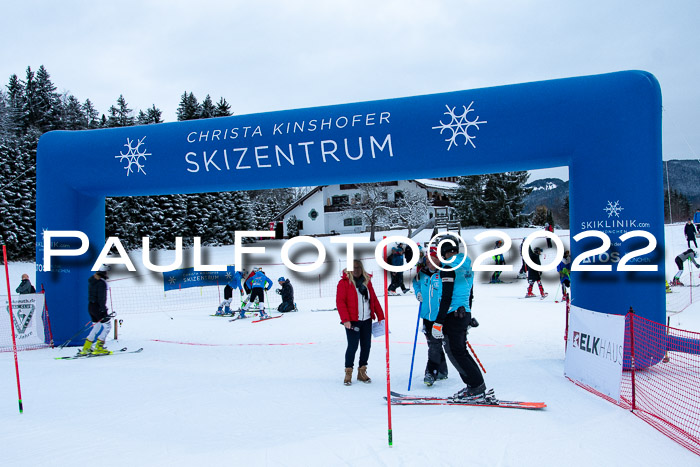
[604,200,624,218]
[115,136,151,176]
[432,101,487,151]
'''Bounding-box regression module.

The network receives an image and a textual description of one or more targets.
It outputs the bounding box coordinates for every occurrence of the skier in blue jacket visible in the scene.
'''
[413,247,448,386]
[430,235,491,403]
[242,269,273,318]
[215,270,246,316]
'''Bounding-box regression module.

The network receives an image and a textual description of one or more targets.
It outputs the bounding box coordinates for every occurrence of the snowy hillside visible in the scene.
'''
[1,226,699,466]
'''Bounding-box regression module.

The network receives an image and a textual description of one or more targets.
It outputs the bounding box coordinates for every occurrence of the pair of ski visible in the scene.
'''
[519,294,548,300]
[386,391,546,410]
[56,347,144,360]
[229,314,283,323]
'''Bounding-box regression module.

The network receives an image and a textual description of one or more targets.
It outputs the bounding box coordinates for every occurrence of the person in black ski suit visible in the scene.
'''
[79,270,113,355]
[276,277,296,313]
[430,235,490,402]
[685,219,698,249]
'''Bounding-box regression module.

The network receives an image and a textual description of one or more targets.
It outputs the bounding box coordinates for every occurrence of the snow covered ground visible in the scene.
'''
[1,225,699,466]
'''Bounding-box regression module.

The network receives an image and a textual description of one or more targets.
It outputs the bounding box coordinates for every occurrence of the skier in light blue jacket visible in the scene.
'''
[413,247,448,386]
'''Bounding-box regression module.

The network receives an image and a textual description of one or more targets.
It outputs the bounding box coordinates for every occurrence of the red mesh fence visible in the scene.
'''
[572,312,700,456]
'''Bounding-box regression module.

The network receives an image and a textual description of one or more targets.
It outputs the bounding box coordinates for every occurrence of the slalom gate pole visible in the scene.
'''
[467,341,486,373]
[2,245,24,413]
[40,285,54,347]
[407,303,422,391]
[383,237,393,447]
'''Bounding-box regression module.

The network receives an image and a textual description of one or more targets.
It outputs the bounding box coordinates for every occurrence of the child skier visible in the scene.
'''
[526,246,547,298]
[557,250,572,301]
[216,269,245,316]
[242,269,273,318]
[490,240,506,283]
[671,249,700,286]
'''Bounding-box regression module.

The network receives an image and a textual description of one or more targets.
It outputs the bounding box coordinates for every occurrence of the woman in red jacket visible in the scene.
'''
[336,259,385,386]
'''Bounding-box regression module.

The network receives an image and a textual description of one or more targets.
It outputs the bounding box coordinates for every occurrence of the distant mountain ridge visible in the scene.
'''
[523,177,569,214]
[663,159,700,205]
[521,160,700,224]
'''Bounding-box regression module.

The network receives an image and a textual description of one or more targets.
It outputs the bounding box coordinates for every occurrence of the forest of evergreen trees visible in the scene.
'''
[0,65,301,261]
[452,172,533,228]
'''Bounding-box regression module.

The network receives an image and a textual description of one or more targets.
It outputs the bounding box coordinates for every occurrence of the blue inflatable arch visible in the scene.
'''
[36,70,664,350]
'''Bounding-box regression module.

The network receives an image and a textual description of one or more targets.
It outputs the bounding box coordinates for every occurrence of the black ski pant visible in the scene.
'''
[344,318,372,368]
[441,310,484,388]
[388,272,408,292]
[423,319,448,377]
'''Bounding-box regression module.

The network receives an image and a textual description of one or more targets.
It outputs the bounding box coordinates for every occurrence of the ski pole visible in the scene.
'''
[58,321,92,349]
[407,303,422,391]
[467,340,486,374]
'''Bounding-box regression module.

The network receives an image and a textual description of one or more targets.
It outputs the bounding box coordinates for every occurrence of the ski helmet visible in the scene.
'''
[437,234,460,257]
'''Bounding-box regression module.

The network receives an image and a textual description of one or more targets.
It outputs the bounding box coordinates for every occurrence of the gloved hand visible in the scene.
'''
[432,323,444,340]
[416,291,423,302]
[266,287,271,291]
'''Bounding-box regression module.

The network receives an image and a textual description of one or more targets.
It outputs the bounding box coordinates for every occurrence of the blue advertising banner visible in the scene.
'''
[163,265,238,291]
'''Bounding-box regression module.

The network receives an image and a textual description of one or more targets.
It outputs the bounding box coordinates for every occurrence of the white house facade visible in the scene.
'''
[275,178,458,237]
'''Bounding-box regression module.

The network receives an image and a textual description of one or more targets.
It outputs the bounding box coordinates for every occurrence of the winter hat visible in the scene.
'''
[96,270,108,279]
[278,277,286,282]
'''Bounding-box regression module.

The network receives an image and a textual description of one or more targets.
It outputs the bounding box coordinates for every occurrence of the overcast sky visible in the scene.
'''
[2,1,699,181]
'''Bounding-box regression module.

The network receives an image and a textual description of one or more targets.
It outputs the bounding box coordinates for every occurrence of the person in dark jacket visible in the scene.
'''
[79,270,113,355]
[685,219,698,249]
[387,245,410,295]
[526,247,547,298]
[276,277,296,312]
[429,235,490,402]
[15,274,36,294]
[337,259,385,386]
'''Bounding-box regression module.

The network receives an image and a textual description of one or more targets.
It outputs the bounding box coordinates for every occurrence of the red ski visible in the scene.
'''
[252,315,283,323]
[387,391,545,410]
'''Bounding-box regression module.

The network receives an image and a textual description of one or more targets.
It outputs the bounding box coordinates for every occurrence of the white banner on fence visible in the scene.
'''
[1,293,46,347]
[564,305,625,402]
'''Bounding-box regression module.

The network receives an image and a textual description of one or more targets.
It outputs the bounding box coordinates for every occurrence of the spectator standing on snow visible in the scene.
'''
[387,245,410,295]
[276,277,296,313]
[15,274,36,294]
[671,249,700,286]
[337,259,385,386]
[526,246,547,298]
[412,247,449,386]
[544,223,554,248]
[685,219,698,249]
[79,269,113,356]
[241,269,273,319]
